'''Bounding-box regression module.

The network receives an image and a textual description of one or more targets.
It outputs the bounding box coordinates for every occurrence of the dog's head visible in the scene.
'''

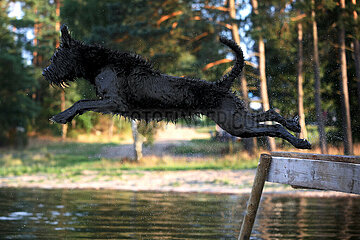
[43,25,82,87]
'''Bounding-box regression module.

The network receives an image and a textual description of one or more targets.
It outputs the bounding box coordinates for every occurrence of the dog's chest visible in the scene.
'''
[95,67,122,98]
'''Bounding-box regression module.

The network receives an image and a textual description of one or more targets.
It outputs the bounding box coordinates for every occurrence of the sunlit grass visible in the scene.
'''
[112,155,258,171]
[168,139,244,155]
[0,140,258,177]
[0,142,111,176]
[1,137,357,178]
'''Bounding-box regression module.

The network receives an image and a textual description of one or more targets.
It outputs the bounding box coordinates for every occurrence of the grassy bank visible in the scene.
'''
[0,140,258,177]
[3,136,357,179]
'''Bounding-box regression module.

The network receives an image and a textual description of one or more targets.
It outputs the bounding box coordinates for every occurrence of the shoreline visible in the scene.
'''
[1,169,358,198]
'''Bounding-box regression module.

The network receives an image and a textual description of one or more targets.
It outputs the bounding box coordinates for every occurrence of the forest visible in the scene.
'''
[1,0,360,155]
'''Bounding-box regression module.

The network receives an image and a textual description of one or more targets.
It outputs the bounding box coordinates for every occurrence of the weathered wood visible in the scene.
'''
[238,152,360,240]
[238,154,272,240]
[267,157,360,194]
[271,151,360,164]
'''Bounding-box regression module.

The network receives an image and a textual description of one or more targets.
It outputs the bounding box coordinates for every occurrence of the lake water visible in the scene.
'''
[0,188,359,239]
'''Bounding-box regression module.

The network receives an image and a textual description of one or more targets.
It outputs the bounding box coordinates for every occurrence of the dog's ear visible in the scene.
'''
[60,24,71,48]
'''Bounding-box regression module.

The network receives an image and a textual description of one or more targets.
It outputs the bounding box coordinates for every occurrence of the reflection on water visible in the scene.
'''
[0,188,359,239]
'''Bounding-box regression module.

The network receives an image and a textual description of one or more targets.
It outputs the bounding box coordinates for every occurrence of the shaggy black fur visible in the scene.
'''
[43,25,311,149]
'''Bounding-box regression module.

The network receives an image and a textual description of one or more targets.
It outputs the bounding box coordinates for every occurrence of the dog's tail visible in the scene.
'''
[215,36,245,90]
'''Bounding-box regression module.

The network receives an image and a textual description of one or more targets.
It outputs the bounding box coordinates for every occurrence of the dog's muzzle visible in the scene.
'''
[42,65,59,84]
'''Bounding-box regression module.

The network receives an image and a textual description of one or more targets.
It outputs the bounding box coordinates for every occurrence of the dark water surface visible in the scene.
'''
[0,188,359,239]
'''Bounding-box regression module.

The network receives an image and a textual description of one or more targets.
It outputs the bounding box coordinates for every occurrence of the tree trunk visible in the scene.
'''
[55,0,61,40]
[32,7,39,103]
[229,0,254,155]
[312,0,327,154]
[229,0,240,44]
[32,7,38,66]
[297,22,307,140]
[55,0,67,140]
[339,0,353,155]
[60,91,68,141]
[252,0,276,151]
[352,0,360,109]
[131,120,143,161]
[259,38,276,151]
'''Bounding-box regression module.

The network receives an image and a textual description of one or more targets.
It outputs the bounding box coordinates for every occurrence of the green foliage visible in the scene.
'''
[169,139,244,155]
[11,0,65,135]
[0,1,39,147]
[137,121,163,146]
[61,0,230,79]
[64,80,98,133]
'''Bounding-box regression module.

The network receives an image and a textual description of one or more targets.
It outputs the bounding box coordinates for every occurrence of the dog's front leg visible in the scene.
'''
[50,99,123,124]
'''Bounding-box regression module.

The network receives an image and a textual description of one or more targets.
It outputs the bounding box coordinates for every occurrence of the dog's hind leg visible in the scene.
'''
[250,109,301,133]
[50,99,125,124]
[213,112,311,149]
[240,124,311,149]
[206,95,310,149]
[210,114,310,149]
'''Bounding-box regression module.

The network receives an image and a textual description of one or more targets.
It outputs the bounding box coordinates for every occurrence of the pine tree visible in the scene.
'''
[228,0,254,154]
[338,0,353,155]
[0,1,39,146]
[251,0,276,151]
[312,0,328,153]
[296,20,308,140]
[16,0,66,136]
[352,0,360,111]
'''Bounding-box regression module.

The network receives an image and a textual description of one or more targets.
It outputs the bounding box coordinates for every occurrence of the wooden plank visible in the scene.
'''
[239,154,272,240]
[271,151,360,164]
[267,157,360,194]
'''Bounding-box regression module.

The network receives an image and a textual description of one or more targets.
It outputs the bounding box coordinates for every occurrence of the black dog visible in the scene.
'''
[43,25,311,149]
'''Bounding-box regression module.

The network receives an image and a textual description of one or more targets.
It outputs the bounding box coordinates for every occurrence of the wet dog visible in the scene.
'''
[43,25,311,149]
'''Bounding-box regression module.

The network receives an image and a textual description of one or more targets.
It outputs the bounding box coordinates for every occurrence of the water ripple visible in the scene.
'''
[0,188,359,239]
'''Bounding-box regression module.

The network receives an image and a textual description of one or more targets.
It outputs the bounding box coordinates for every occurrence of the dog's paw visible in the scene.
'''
[295,138,312,149]
[50,113,71,124]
